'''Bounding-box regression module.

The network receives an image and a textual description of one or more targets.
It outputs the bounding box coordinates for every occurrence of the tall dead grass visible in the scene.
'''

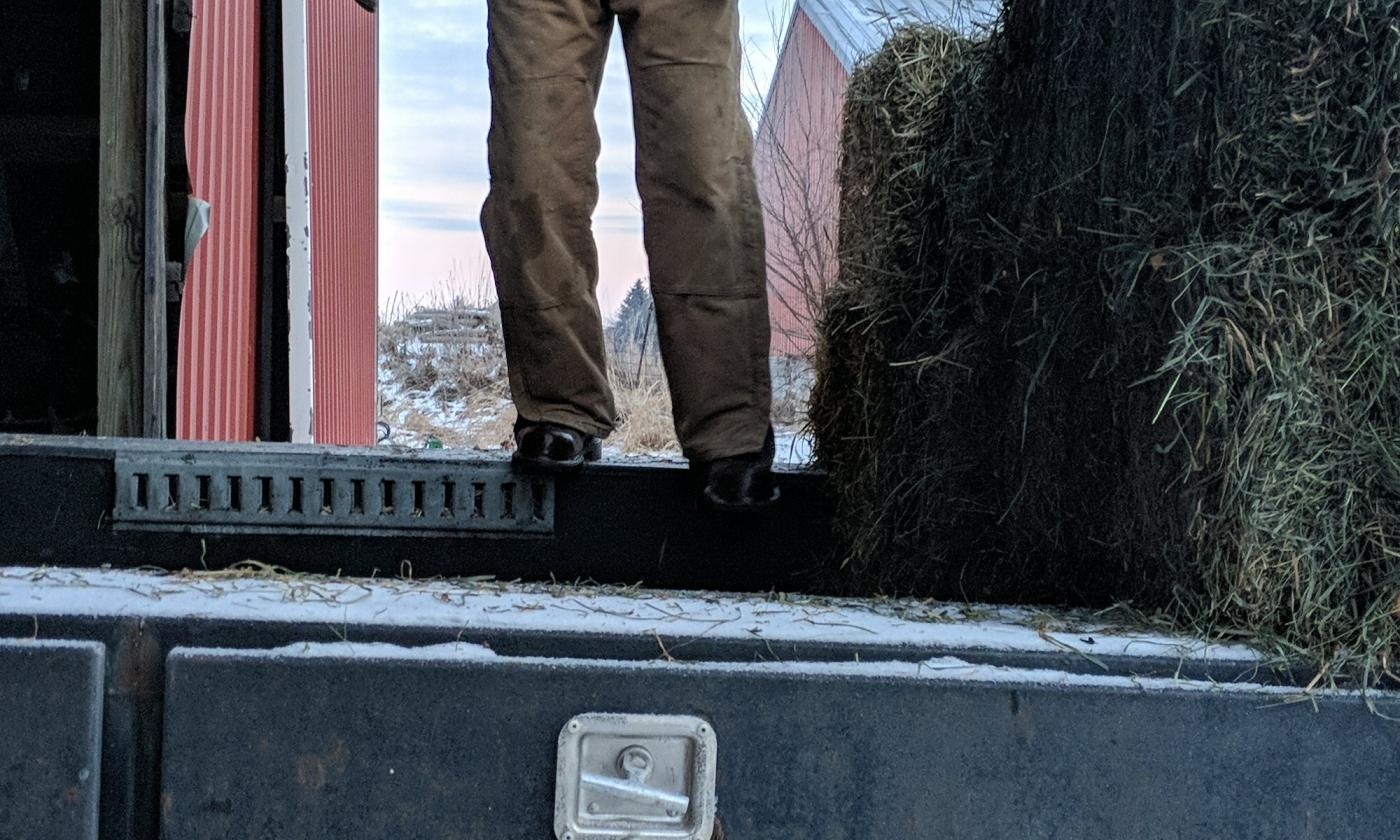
[379,268,680,455]
[607,339,679,454]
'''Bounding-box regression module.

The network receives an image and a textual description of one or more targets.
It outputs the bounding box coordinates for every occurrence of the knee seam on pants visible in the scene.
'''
[651,289,765,301]
[491,74,593,87]
[631,60,730,72]
[499,300,565,314]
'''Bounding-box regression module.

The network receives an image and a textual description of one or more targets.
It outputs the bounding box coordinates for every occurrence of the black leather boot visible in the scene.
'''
[512,419,602,473]
[695,427,780,513]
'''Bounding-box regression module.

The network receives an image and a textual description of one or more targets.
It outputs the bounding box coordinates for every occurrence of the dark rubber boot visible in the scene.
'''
[513,420,602,473]
[696,427,780,513]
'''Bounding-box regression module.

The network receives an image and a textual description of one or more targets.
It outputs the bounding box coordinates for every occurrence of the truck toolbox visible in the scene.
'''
[2,436,1397,840]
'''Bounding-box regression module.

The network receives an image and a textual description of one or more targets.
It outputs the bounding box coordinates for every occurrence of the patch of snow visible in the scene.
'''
[774,428,814,465]
[173,640,500,662]
[381,321,820,465]
[0,636,105,654]
[0,566,1261,665]
[169,641,1354,699]
[600,445,687,465]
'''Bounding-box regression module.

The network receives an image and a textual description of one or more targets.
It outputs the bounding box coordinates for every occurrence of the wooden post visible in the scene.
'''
[99,0,147,437]
[143,0,168,438]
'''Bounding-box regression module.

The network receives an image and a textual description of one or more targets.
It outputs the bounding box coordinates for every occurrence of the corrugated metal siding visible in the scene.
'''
[307,0,378,445]
[754,9,848,358]
[177,0,260,440]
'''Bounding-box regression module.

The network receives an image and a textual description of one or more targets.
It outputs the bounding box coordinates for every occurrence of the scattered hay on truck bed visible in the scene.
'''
[811,1,1400,685]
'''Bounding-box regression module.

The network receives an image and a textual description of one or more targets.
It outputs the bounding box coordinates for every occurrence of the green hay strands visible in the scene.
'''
[811,1,1400,686]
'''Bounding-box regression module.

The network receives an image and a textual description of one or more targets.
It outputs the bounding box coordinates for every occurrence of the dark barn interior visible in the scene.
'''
[0,2,102,433]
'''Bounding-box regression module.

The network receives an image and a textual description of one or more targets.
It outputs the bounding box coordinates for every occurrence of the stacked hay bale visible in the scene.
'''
[812,0,1400,681]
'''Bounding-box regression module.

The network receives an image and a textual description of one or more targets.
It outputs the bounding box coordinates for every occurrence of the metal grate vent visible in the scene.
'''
[112,452,554,535]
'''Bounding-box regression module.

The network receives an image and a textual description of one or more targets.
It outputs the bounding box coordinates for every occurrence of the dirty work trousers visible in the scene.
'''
[480,0,772,462]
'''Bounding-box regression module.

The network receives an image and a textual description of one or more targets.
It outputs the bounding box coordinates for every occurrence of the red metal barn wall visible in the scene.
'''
[753,9,848,359]
[178,0,260,440]
[178,0,378,444]
[307,1,378,445]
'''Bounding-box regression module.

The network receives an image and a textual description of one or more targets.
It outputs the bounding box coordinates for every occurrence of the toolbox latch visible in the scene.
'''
[555,713,717,840]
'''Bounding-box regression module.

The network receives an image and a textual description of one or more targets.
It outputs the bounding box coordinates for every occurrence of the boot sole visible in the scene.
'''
[512,440,602,474]
[702,485,781,514]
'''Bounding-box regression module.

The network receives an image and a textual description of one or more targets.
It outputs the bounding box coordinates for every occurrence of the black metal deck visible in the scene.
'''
[2,436,1397,840]
[0,435,835,593]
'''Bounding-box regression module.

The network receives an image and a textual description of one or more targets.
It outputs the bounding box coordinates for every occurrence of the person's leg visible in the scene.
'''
[481,0,617,438]
[614,0,773,463]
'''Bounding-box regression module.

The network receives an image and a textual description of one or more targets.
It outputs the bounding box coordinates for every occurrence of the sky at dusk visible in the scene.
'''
[378,0,790,317]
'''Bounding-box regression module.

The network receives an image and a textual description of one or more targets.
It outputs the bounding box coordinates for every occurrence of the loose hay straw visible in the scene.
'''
[811,1,1400,685]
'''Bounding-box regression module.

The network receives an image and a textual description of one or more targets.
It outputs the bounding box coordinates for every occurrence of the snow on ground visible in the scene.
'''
[377,332,515,452]
[378,320,816,464]
[774,428,813,465]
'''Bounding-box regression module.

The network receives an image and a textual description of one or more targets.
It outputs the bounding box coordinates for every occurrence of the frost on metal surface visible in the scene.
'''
[167,640,1368,703]
[0,566,1260,665]
[0,637,107,655]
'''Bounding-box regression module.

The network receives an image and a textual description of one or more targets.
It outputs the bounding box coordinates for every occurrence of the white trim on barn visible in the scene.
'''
[796,0,993,73]
[758,1,998,124]
[282,0,316,444]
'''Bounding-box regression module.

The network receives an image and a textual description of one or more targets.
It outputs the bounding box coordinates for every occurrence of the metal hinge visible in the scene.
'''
[112,451,553,536]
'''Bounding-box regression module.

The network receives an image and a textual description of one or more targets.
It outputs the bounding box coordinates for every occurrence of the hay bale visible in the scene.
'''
[812,0,1400,682]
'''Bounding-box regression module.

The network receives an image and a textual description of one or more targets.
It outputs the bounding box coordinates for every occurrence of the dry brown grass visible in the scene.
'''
[606,337,679,454]
[378,289,508,409]
[771,355,813,428]
[380,268,809,458]
[378,266,515,451]
[380,281,682,455]
[610,375,679,454]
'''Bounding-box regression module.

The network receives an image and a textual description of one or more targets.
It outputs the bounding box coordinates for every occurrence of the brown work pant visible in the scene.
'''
[480,0,772,461]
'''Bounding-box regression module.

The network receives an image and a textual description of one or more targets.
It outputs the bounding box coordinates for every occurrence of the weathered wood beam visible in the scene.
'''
[143,0,168,438]
[98,0,147,436]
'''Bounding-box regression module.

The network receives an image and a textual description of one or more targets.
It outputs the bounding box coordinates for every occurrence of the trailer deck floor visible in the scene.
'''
[3,564,1270,680]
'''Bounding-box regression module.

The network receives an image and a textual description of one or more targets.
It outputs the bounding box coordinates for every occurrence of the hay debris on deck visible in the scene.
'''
[812,1,1400,685]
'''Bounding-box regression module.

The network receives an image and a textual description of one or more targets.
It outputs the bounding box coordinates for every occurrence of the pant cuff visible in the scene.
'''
[519,408,614,440]
[682,419,770,462]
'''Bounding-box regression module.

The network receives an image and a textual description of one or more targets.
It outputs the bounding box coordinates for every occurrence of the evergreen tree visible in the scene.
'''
[608,279,658,355]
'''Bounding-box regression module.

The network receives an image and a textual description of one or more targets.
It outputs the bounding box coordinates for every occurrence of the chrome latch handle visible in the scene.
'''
[555,714,717,840]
